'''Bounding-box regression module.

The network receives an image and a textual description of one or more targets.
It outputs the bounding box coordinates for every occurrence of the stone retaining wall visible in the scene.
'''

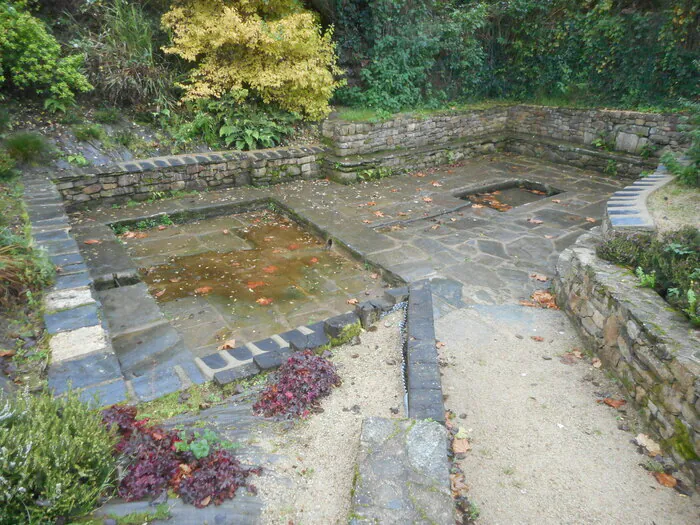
[54,146,324,209]
[555,231,700,487]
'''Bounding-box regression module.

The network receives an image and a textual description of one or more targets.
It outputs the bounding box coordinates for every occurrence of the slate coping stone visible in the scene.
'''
[131,367,182,402]
[253,351,284,370]
[48,351,122,394]
[201,352,228,370]
[79,379,129,407]
[251,337,282,353]
[289,322,330,352]
[45,303,100,334]
[278,329,308,350]
[406,361,442,391]
[33,229,71,242]
[324,312,360,339]
[384,287,409,305]
[227,346,253,362]
[214,362,261,385]
[51,252,84,267]
[178,361,206,385]
[41,238,79,256]
[408,388,445,422]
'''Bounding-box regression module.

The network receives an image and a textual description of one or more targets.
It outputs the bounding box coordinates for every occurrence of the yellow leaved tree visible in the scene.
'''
[162,0,343,120]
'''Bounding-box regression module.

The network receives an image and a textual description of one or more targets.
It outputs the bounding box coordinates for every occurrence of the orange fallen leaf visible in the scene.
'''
[531,290,558,309]
[256,297,273,306]
[194,286,213,295]
[452,438,471,454]
[169,277,181,283]
[366,201,377,207]
[423,197,433,203]
[158,225,167,231]
[272,249,284,254]
[133,232,148,239]
[0,349,16,358]
[370,273,379,279]
[121,231,137,239]
[263,265,278,274]
[217,339,236,351]
[544,235,555,239]
[374,211,385,217]
[592,358,602,368]
[471,204,484,208]
[154,289,166,298]
[247,281,266,289]
[347,298,359,305]
[84,239,102,245]
[600,398,626,409]
[309,257,319,264]
[415,172,426,177]
[653,472,677,488]
[530,273,549,282]
[519,300,538,307]
[527,218,544,225]
[436,341,446,349]
[288,243,300,250]
[431,181,442,187]
[430,224,440,230]
[586,217,596,223]
[451,472,469,493]
[552,199,561,203]
[531,336,545,342]
[199,496,212,507]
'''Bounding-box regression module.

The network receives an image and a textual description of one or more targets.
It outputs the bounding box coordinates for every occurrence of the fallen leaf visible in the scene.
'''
[436,341,446,349]
[531,336,545,342]
[635,434,663,456]
[544,235,555,239]
[0,349,16,358]
[158,225,167,231]
[527,218,544,225]
[415,172,426,178]
[288,243,300,250]
[519,300,538,307]
[572,349,583,359]
[423,197,433,203]
[220,229,229,234]
[309,257,319,264]
[194,286,213,295]
[362,220,373,224]
[217,339,236,351]
[530,273,549,282]
[347,298,359,305]
[592,358,602,368]
[398,212,409,217]
[431,181,442,187]
[83,239,102,245]
[391,188,399,192]
[154,289,166,298]
[199,496,212,507]
[653,472,677,488]
[471,203,484,209]
[559,354,578,365]
[552,199,561,203]
[256,297,273,306]
[366,201,377,207]
[370,273,379,279]
[531,290,558,309]
[263,265,278,274]
[247,281,266,289]
[586,217,596,223]
[169,277,181,283]
[450,472,469,493]
[374,211,385,217]
[430,224,440,230]
[133,232,148,239]
[452,438,471,454]
[600,398,626,409]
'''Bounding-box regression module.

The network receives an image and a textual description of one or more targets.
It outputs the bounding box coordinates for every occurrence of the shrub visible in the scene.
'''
[253,350,341,417]
[598,227,700,325]
[73,123,105,142]
[0,1,92,103]
[4,131,50,164]
[0,152,16,179]
[76,0,177,107]
[0,238,55,307]
[94,107,122,124]
[0,390,118,524]
[101,405,260,507]
[162,0,343,120]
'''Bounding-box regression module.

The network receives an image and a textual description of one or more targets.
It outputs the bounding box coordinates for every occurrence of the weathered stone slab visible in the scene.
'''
[44,303,100,334]
[48,351,122,394]
[98,283,165,336]
[351,417,455,524]
[49,325,109,362]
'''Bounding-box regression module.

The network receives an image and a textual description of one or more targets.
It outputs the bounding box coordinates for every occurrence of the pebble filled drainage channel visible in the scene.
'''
[118,209,387,356]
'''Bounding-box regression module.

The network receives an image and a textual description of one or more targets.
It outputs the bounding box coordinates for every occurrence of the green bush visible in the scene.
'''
[598,227,700,325]
[4,131,50,164]
[0,390,117,524]
[0,1,92,103]
[93,107,122,124]
[0,152,16,179]
[660,100,699,187]
[73,123,105,142]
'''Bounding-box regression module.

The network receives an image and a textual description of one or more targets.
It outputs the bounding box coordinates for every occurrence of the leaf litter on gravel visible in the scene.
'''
[519,290,558,309]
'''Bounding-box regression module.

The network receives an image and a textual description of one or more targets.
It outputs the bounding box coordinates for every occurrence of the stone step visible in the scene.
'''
[350,417,455,524]
[112,322,191,378]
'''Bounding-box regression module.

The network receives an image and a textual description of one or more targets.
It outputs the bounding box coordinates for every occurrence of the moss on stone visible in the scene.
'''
[668,419,700,461]
[329,321,362,347]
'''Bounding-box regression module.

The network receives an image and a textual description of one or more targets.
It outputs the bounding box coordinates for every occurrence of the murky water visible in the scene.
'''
[465,186,553,212]
[120,210,384,353]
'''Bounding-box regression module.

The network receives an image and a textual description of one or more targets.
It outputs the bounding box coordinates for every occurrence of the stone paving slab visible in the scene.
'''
[351,417,455,525]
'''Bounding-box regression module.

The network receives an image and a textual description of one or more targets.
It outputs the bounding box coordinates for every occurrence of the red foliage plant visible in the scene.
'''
[253,350,341,418]
[101,405,260,507]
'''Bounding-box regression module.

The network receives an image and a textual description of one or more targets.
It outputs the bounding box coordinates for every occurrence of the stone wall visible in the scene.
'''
[556,232,700,487]
[54,146,324,209]
[507,105,689,156]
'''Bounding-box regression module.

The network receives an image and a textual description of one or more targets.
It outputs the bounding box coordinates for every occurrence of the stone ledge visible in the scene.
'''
[555,230,700,488]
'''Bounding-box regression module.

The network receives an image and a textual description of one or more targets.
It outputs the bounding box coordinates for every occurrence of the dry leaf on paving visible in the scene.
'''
[519,300,538,307]
[531,336,545,342]
[263,265,278,274]
[169,277,181,283]
[154,289,166,298]
[530,273,549,282]
[653,472,677,488]
[572,349,583,358]
[559,353,578,365]
[0,350,16,358]
[431,224,440,230]
[347,298,359,305]
[471,203,485,208]
[544,234,555,239]
[436,341,446,349]
[309,257,319,264]
[288,243,300,250]
[121,231,136,239]
[391,188,399,192]
[552,199,561,203]
[527,218,544,225]
[423,197,433,203]
[586,217,596,223]
[217,339,236,351]
[199,496,212,507]
[600,398,626,409]
[431,181,442,187]
[452,438,471,455]
[531,290,558,309]
[247,281,266,289]
[635,434,663,456]
[374,211,385,217]
[398,212,409,217]
[592,357,602,368]
[450,473,469,494]
[370,273,379,279]
[194,286,213,295]
[157,225,167,231]
[415,172,426,177]
[367,201,377,207]
[133,232,148,239]
[256,297,273,306]
[83,239,102,245]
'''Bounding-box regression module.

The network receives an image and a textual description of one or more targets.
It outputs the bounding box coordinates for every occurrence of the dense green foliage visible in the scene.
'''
[0,390,117,524]
[661,101,699,187]
[598,227,700,325]
[333,0,699,111]
[3,131,50,164]
[0,0,91,104]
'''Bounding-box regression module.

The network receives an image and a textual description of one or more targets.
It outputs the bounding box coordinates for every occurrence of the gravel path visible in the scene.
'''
[436,305,699,524]
[258,312,406,524]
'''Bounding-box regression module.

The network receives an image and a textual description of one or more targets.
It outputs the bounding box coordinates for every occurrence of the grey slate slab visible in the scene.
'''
[45,303,100,334]
[48,351,122,394]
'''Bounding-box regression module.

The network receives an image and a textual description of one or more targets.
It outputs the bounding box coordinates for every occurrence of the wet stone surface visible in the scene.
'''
[120,210,386,356]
